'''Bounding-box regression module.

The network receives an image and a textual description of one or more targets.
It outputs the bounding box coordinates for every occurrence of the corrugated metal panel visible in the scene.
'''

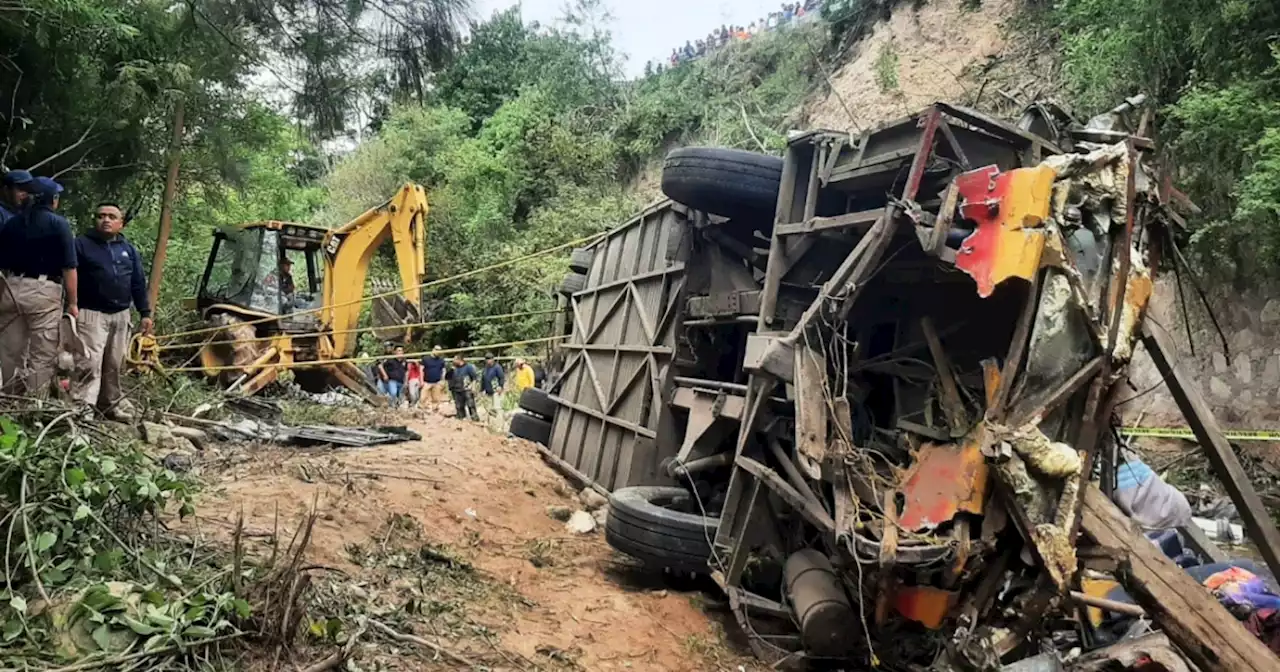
[548,200,692,491]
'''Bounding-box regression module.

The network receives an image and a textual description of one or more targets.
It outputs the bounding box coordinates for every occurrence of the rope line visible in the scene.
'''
[143,336,568,373]
[153,231,605,342]
[151,309,561,351]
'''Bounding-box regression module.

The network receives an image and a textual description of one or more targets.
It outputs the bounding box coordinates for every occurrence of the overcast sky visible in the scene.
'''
[474,0,789,76]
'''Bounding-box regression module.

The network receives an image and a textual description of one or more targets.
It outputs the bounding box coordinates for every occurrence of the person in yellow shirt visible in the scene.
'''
[512,358,536,392]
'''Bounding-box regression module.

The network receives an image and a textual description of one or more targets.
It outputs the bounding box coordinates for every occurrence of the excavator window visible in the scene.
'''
[198,227,283,315]
[280,245,323,313]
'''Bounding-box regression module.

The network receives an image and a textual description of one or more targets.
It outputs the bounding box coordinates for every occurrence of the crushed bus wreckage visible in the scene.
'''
[522,99,1280,671]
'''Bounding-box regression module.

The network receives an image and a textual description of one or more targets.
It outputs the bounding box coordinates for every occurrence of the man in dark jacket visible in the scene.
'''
[0,177,77,396]
[480,353,505,423]
[445,354,479,420]
[72,202,151,415]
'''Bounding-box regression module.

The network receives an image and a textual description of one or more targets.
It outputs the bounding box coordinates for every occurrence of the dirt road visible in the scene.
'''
[192,412,756,670]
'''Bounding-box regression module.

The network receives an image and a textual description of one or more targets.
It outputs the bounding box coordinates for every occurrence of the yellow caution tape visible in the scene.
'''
[1119,427,1280,442]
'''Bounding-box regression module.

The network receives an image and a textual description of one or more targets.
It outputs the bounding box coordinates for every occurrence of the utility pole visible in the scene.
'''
[147,96,185,312]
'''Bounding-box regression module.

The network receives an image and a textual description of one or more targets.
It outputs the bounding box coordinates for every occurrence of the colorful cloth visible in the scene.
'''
[1203,567,1280,612]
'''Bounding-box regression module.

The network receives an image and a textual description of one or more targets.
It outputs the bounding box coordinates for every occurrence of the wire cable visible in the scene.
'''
[151,309,561,351]
[131,335,567,373]
[153,231,606,342]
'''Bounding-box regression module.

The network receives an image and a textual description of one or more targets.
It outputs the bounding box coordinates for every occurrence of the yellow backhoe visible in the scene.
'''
[179,183,428,398]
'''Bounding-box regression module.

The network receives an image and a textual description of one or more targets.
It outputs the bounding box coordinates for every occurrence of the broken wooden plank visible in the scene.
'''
[921,316,968,435]
[1141,319,1280,581]
[1008,355,1104,428]
[1080,483,1279,672]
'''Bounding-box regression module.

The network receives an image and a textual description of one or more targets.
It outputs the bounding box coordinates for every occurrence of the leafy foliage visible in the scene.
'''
[1048,0,1280,280]
[0,416,246,663]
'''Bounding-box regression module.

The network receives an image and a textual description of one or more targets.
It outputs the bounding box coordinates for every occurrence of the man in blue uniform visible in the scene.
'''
[0,170,33,222]
[0,177,77,396]
[73,202,151,414]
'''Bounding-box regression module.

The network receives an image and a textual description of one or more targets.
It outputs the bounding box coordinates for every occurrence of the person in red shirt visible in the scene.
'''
[405,359,423,407]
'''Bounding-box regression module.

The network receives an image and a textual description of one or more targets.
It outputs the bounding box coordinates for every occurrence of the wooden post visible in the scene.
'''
[1140,319,1280,580]
[147,97,185,312]
[1081,483,1279,672]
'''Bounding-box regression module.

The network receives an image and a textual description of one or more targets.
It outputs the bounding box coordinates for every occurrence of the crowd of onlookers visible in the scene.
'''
[645,1,823,76]
[365,344,545,421]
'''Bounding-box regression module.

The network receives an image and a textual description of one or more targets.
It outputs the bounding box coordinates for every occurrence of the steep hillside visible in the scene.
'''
[792,0,1270,431]
[802,0,1047,131]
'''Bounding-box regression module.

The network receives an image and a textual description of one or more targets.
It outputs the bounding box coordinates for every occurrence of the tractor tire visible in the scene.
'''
[661,147,783,221]
[560,272,587,296]
[606,486,719,575]
[569,247,594,274]
[518,388,558,420]
[510,413,553,445]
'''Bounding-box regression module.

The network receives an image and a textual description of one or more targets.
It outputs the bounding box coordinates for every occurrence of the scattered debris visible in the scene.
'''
[546,505,574,522]
[565,511,597,535]
[579,487,609,511]
[165,403,421,447]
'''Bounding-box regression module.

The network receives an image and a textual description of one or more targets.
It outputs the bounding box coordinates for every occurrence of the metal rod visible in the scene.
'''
[1070,591,1146,618]
[766,438,828,515]
[673,377,749,394]
[682,316,759,326]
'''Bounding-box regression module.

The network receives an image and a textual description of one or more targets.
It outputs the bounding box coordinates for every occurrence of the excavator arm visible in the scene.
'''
[321,183,429,357]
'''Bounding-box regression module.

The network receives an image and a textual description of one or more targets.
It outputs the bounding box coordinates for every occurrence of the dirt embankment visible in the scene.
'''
[189,413,756,671]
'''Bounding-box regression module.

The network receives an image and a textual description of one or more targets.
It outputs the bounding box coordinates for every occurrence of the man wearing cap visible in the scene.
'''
[0,170,33,222]
[72,202,151,415]
[420,345,448,413]
[511,358,535,393]
[0,176,77,396]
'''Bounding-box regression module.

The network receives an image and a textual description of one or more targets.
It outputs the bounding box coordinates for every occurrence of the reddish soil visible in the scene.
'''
[190,412,757,671]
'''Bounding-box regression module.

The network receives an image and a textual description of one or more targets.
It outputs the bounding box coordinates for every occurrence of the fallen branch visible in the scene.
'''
[737,100,768,153]
[300,620,366,672]
[42,632,246,672]
[19,475,50,605]
[368,618,479,669]
[342,470,442,484]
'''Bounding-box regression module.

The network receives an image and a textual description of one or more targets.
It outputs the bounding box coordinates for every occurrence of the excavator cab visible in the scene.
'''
[196,221,327,329]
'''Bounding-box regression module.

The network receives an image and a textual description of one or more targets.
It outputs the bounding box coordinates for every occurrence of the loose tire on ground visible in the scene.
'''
[559,272,586,296]
[510,413,553,445]
[661,147,783,221]
[518,387,558,420]
[569,247,594,274]
[605,486,719,575]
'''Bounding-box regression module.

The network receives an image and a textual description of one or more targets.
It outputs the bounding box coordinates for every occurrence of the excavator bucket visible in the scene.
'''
[369,277,421,343]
